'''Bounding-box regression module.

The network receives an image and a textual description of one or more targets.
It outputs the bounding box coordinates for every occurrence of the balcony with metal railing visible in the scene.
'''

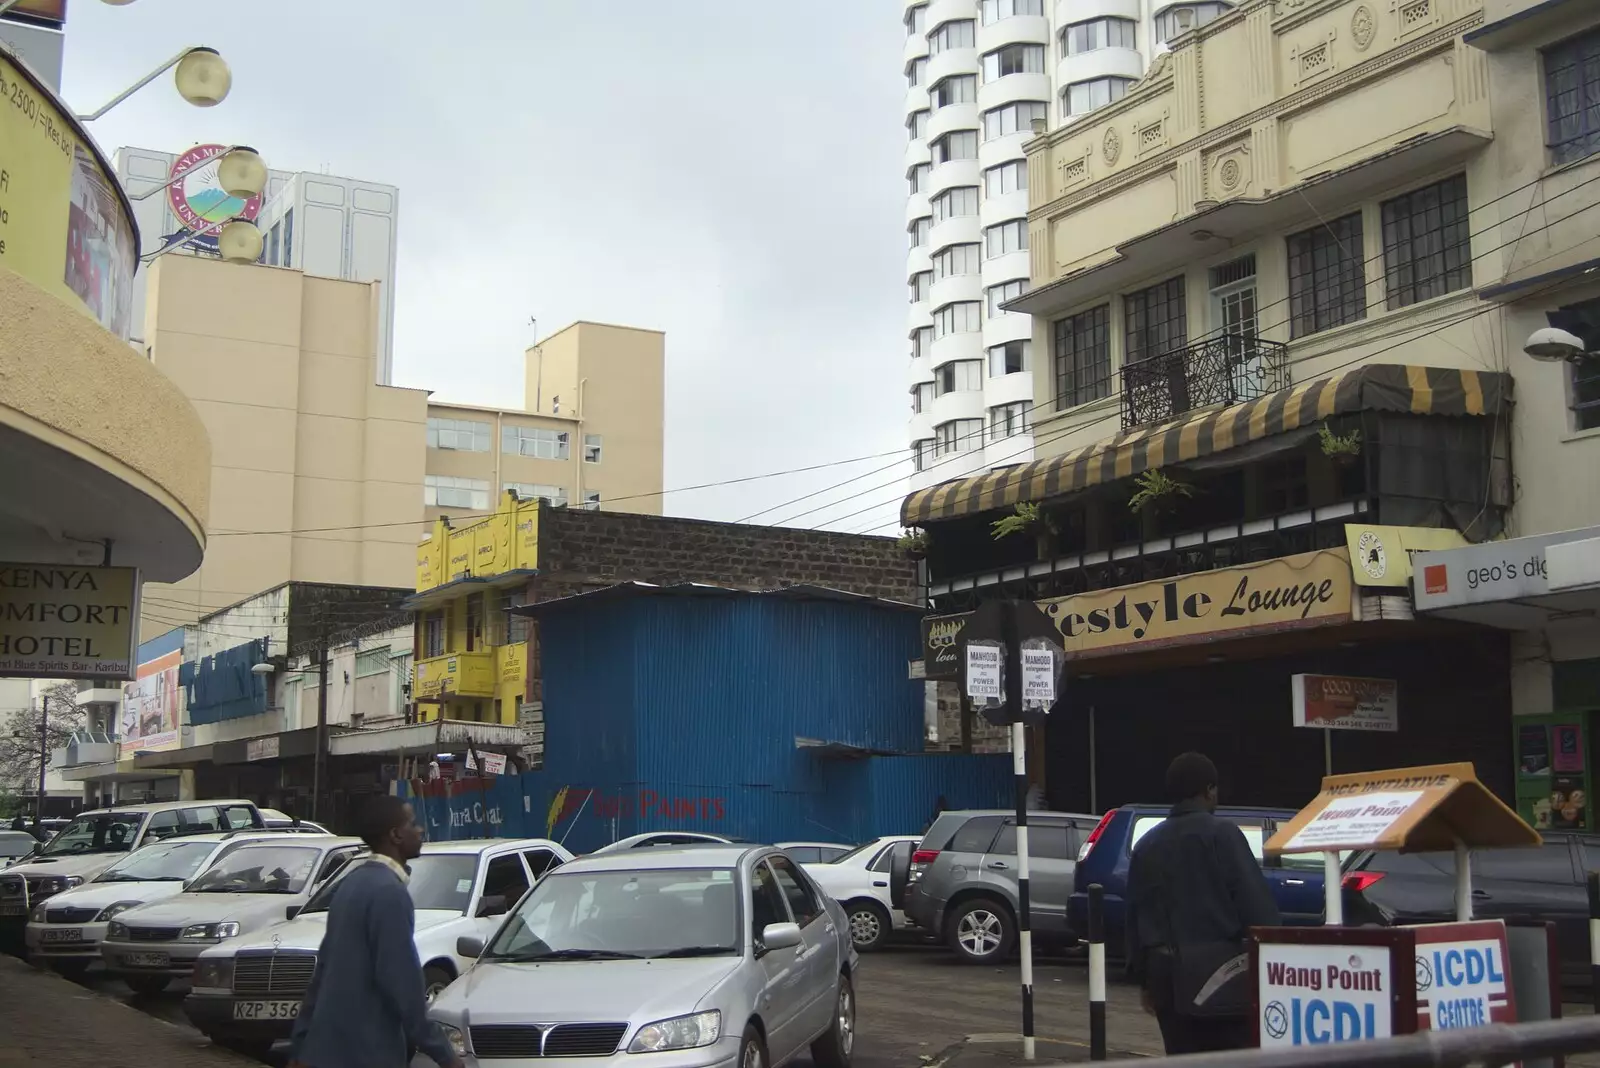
[1120,333,1289,430]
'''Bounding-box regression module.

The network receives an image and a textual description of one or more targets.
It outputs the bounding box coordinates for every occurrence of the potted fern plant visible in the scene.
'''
[990,502,1058,560]
[1318,422,1362,466]
[897,529,929,560]
[1128,469,1195,517]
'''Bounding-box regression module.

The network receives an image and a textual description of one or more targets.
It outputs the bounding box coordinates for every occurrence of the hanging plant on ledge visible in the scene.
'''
[1128,470,1195,514]
[1318,422,1363,464]
[990,502,1059,560]
[897,529,929,559]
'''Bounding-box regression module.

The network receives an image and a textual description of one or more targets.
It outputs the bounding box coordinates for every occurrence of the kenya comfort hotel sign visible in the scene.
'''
[1040,548,1353,656]
[0,564,139,679]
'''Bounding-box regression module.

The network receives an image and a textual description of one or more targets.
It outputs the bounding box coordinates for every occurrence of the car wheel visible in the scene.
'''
[947,898,1014,964]
[739,1024,767,1068]
[423,964,454,1002]
[124,974,170,996]
[845,901,890,952]
[810,972,855,1068]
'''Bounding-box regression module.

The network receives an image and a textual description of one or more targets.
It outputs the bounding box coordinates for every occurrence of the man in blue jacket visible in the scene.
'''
[289,796,462,1068]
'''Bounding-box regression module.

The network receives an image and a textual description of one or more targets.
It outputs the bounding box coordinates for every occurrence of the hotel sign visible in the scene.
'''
[0,564,139,679]
[1040,548,1353,657]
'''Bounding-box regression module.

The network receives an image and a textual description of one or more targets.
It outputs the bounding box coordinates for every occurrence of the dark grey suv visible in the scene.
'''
[902,809,1100,964]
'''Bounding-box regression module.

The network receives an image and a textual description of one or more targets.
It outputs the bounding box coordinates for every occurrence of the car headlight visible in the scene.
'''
[63,876,83,889]
[107,921,129,940]
[28,903,46,923]
[628,1011,722,1053]
[96,901,143,922]
[437,1023,467,1057]
[192,957,235,991]
[181,921,241,941]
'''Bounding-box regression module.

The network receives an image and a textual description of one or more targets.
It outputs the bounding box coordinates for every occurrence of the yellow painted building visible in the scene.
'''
[409,491,539,724]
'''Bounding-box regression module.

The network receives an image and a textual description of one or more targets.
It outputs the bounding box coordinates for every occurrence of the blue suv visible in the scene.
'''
[1069,804,1330,956]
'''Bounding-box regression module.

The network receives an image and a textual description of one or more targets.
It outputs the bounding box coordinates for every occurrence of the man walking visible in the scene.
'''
[1126,752,1280,1055]
[289,796,462,1068]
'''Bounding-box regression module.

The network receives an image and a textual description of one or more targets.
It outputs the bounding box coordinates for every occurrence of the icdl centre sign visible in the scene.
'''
[1259,944,1392,1047]
[0,564,139,680]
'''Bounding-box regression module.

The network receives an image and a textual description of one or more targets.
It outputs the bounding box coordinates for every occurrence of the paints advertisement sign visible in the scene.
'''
[1258,943,1393,1048]
[165,143,262,253]
[120,648,181,754]
[1409,922,1516,1039]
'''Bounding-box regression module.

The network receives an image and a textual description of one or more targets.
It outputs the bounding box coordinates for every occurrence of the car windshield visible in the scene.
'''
[187,844,321,894]
[300,853,479,915]
[486,867,740,961]
[0,832,35,859]
[96,839,218,882]
[36,812,144,856]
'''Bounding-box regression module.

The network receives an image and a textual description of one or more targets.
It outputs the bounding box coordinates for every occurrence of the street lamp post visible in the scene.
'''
[33,697,47,825]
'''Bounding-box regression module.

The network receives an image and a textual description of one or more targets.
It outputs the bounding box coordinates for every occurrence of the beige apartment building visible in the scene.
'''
[137,255,428,640]
[423,322,665,523]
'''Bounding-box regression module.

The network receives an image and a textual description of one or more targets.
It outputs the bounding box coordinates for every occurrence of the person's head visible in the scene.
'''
[1166,752,1220,810]
[357,795,423,862]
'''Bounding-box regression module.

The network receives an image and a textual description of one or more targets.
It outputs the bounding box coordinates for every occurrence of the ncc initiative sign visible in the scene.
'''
[0,564,139,680]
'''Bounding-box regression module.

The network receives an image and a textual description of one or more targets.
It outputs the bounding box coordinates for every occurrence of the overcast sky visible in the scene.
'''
[62,1,911,535]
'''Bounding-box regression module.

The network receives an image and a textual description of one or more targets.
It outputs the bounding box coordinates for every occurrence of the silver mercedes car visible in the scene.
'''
[424,844,857,1068]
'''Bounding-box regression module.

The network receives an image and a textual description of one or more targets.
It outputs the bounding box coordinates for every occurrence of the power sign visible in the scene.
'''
[1409,921,1517,1035]
[1258,944,1393,1048]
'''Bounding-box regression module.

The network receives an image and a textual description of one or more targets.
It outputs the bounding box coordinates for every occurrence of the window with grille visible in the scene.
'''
[1124,276,1188,364]
[989,340,1030,376]
[935,360,984,395]
[931,130,980,163]
[931,74,977,110]
[929,19,976,54]
[984,161,1027,198]
[424,474,490,510]
[935,418,985,455]
[989,402,1031,440]
[1573,359,1600,432]
[422,612,446,659]
[504,482,567,506]
[985,219,1028,258]
[982,43,1046,81]
[909,271,933,303]
[1054,305,1111,409]
[906,109,930,140]
[911,326,934,359]
[1553,298,1600,431]
[986,278,1028,317]
[426,417,490,451]
[1381,174,1471,309]
[1287,213,1367,338]
[501,425,570,460]
[909,217,931,248]
[1062,16,1137,56]
[908,163,931,194]
[983,101,1048,140]
[355,649,390,678]
[933,243,981,280]
[933,302,982,337]
[1544,27,1600,165]
[982,0,1043,23]
[932,186,980,223]
[1063,77,1133,118]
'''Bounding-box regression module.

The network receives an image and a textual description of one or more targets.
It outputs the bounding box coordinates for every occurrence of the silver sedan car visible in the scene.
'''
[425,845,857,1068]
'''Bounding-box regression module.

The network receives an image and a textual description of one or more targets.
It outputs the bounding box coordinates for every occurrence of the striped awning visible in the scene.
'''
[901,364,1509,526]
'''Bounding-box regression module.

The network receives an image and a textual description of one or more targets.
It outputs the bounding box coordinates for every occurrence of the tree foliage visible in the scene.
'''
[0,682,87,798]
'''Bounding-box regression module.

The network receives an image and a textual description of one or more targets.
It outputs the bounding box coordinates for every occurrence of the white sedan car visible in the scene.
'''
[802,835,920,952]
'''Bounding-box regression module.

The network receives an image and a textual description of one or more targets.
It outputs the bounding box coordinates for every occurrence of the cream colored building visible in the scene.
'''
[423,322,665,523]
[136,255,428,640]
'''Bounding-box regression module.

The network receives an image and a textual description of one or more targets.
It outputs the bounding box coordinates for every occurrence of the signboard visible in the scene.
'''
[1412,526,1600,611]
[519,702,544,770]
[964,642,1002,701]
[1345,525,1469,588]
[920,612,969,679]
[1257,942,1395,1048]
[119,648,181,754]
[479,751,507,776]
[1284,790,1425,852]
[1040,548,1353,657]
[1019,640,1057,708]
[0,563,139,679]
[0,51,138,337]
[1292,674,1398,732]
[1409,921,1516,1034]
[245,736,280,762]
[0,1,65,25]
[164,143,262,254]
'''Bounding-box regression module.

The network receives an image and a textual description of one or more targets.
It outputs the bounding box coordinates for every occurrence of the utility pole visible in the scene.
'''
[34,696,49,825]
[311,606,330,823]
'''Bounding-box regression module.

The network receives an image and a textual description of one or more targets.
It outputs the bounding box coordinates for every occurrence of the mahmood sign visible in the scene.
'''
[0,564,139,679]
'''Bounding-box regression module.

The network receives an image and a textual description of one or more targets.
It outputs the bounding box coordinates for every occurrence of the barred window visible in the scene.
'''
[986,278,1028,317]
[1573,359,1600,432]
[985,219,1028,258]
[933,242,981,280]
[1381,175,1471,309]
[1053,305,1111,409]
[931,74,978,110]
[1544,27,1600,166]
[932,186,980,223]
[983,100,1048,140]
[1287,213,1367,338]
[1125,276,1187,364]
[933,301,982,338]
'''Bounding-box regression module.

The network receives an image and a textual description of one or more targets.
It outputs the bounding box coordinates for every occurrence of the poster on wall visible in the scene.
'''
[1548,775,1587,831]
[1517,725,1551,777]
[1553,724,1584,774]
[119,649,181,755]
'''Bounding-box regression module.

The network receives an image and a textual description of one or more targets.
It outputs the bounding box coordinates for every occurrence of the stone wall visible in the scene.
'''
[928,681,1011,755]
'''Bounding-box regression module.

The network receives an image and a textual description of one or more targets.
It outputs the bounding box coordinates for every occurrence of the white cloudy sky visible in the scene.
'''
[61,1,912,535]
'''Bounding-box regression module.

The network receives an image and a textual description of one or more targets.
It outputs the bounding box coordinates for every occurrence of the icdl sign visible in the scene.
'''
[1259,944,1392,1048]
[1409,923,1515,1034]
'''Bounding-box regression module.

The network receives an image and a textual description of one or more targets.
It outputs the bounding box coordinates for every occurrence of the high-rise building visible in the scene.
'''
[902,1,1221,490]
[115,147,401,384]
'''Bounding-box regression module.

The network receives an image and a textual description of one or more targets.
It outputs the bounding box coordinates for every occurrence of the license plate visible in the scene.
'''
[0,903,25,916]
[41,928,82,943]
[121,951,169,967]
[233,1000,300,1021]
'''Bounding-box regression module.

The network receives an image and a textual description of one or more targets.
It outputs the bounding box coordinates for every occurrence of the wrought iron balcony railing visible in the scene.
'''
[1120,332,1289,430]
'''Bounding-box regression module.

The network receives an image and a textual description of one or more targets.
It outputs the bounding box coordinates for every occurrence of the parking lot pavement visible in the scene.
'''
[0,955,253,1068]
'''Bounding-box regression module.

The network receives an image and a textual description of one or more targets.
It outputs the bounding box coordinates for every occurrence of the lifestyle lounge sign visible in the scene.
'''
[1040,548,1354,657]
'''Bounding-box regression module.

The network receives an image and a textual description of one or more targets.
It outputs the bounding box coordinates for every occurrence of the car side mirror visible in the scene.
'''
[457,935,484,959]
[285,905,302,920]
[759,921,802,954]
[475,895,507,918]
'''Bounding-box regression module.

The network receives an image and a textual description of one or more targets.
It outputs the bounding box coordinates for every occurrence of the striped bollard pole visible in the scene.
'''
[1088,882,1107,1061]
[1589,870,1600,1013]
[1012,721,1035,1061]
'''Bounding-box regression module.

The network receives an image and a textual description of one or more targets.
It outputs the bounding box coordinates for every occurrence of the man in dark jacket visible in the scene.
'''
[289,796,462,1068]
[1126,752,1280,1055]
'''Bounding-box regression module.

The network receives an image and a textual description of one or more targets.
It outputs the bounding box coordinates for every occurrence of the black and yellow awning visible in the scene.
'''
[901,364,1509,526]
